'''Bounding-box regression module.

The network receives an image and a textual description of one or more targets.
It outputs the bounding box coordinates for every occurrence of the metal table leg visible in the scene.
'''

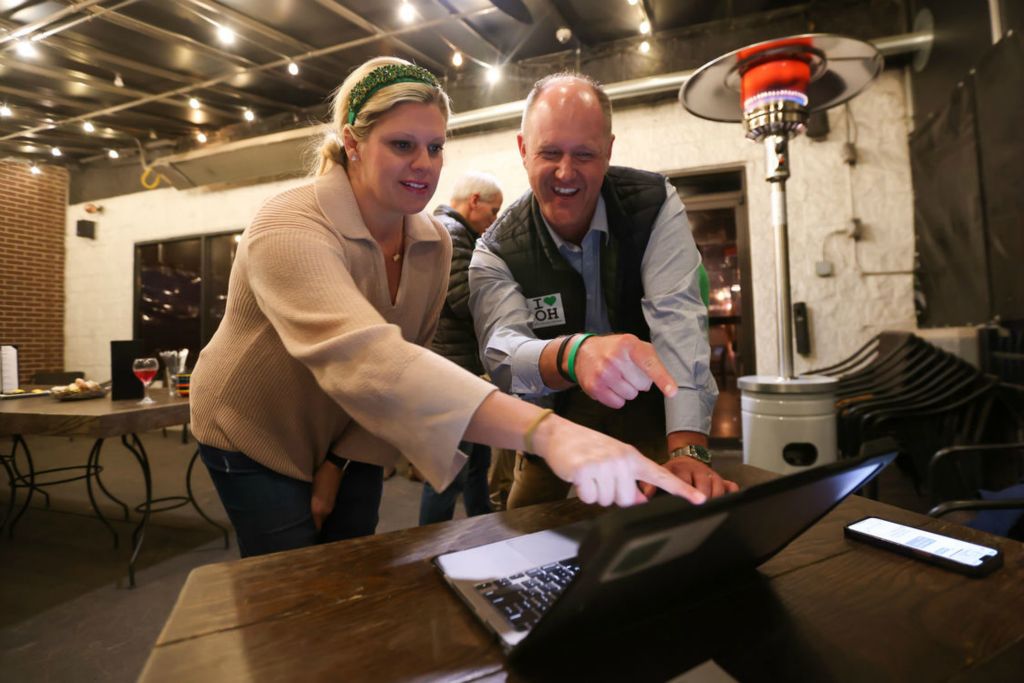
[121,433,152,588]
[91,438,130,521]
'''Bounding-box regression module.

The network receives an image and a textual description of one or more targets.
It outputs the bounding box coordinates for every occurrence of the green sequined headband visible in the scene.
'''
[346,64,440,124]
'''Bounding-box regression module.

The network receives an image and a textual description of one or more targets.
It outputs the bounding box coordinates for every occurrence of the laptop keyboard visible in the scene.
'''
[473,558,581,632]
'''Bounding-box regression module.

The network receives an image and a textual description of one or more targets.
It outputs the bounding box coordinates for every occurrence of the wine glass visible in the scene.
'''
[132,357,159,405]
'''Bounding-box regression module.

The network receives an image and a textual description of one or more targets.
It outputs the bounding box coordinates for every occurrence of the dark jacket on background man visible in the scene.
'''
[431,204,485,375]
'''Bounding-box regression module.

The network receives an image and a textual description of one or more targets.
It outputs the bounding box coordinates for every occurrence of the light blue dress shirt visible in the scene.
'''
[468,179,718,435]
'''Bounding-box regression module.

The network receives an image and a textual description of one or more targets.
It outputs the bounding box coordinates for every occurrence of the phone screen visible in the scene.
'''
[847,517,999,567]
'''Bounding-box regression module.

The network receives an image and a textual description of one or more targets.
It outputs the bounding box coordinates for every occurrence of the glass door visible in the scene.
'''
[671,171,754,446]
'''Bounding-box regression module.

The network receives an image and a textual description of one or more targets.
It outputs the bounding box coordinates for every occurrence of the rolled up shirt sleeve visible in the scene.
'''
[247,227,496,490]
[641,182,719,435]
[468,239,552,398]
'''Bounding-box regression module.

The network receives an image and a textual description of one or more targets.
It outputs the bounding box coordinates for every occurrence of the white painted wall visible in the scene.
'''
[66,70,916,380]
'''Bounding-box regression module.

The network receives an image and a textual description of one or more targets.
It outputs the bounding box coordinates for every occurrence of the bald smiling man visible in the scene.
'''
[469,73,736,508]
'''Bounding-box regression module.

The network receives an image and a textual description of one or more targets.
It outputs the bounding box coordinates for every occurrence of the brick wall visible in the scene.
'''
[1,160,68,386]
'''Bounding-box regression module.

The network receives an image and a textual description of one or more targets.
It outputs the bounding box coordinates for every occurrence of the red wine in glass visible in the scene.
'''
[133,368,157,384]
[132,357,159,405]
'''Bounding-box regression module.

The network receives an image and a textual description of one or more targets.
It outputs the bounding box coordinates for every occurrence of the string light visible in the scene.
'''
[113,72,124,88]
[51,147,62,157]
[243,108,255,122]
[639,40,650,54]
[15,41,38,58]
[398,1,415,24]
[0,104,12,117]
[216,25,235,45]
[188,97,201,110]
[627,0,639,5]
[485,64,501,84]
[639,19,651,35]
[108,149,119,159]
[30,164,41,175]
[196,131,208,143]
[452,51,463,67]
[287,62,299,76]
[82,121,95,133]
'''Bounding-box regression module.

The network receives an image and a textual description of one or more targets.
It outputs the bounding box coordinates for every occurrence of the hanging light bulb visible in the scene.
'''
[0,104,12,117]
[113,72,124,88]
[51,147,62,157]
[30,163,42,175]
[108,149,120,159]
[486,64,501,84]
[639,40,650,54]
[217,25,235,45]
[196,131,208,143]
[15,41,38,58]
[82,121,96,133]
[243,108,255,122]
[188,97,201,110]
[452,51,463,67]
[287,62,299,76]
[639,19,651,35]
[398,1,415,24]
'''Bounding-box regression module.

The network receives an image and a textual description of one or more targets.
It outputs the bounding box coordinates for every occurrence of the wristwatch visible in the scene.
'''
[669,444,713,466]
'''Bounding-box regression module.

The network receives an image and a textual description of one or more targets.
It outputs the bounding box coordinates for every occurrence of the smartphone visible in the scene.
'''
[844,516,1003,577]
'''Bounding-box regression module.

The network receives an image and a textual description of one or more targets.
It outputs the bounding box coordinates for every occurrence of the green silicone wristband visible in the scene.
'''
[566,333,595,385]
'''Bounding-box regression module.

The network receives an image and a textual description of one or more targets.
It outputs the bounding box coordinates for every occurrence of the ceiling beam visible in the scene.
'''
[312,0,447,73]
[433,0,503,60]
[0,6,497,143]
[177,0,348,82]
[0,17,309,113]
[0,0,114,46]
[0,55,246,122]
[76,3,329,95]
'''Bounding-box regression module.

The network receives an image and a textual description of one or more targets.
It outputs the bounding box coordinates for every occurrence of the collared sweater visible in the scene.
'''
[190,165,497,491]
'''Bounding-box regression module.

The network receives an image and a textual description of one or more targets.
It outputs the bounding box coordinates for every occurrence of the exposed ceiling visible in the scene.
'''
[2,0,879,168]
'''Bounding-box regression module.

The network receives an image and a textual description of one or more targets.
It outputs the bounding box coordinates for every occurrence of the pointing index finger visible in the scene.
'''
[629,343,678,397]
[632,456,705,505]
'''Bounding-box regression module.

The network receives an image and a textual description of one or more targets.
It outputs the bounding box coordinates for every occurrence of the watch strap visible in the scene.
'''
[669,444,712,465]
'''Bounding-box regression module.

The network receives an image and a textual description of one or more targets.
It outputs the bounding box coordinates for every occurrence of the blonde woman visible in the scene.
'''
[190,57,704,558]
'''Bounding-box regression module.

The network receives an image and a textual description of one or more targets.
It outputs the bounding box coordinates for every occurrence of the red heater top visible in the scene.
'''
[680,33,883,130]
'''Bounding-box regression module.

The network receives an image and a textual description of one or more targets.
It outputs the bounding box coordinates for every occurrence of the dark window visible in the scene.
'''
[133,231,241,368]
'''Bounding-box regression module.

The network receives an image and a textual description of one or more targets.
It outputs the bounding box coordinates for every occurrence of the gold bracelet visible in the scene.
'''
[523,408,554,455]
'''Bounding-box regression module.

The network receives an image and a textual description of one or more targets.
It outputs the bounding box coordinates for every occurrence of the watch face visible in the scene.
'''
[687,445,712,464]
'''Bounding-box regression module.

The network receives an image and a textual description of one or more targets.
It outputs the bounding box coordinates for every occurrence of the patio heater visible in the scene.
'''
[680,35,882,473]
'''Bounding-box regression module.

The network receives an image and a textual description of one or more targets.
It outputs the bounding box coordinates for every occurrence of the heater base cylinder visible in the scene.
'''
[739,374,838,475]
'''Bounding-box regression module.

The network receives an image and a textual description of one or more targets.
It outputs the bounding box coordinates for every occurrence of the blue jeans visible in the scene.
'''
[419,442,492,525]
[199,443,382,558]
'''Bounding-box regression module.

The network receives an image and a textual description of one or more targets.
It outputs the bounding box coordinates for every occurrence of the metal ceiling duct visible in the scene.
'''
[149,30,932,190]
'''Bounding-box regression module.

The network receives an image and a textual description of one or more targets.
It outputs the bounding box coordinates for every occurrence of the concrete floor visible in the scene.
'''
[0,431,927,682]
[0,429,439,683]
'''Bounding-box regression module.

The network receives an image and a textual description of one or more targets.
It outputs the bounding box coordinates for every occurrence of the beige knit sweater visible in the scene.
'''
[190,166,497,491]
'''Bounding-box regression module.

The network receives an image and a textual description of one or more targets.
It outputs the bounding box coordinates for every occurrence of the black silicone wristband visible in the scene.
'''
[554,335,575,382]
[324,452,348,469]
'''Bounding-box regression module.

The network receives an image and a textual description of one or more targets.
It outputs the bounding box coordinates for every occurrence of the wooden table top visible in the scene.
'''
[140,463,1024,682]
[0,390,189,438]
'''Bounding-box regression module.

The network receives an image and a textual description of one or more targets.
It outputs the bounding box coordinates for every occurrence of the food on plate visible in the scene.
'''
[51,378,103,396]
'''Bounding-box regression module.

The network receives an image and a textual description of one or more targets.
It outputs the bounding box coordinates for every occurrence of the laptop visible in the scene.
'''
[435,446,897,663]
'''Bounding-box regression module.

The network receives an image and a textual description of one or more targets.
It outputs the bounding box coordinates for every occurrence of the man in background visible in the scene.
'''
[420,171,506,524]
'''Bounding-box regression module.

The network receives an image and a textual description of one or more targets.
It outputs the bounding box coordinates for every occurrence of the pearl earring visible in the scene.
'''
[350,153,358,161]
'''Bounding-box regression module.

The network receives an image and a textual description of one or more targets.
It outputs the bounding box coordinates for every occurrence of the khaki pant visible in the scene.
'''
[506,389,666,509]
[487,447,516,511]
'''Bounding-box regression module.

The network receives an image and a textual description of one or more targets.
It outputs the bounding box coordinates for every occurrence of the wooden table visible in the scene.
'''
[139,463,1024,682]
[0,390,227,586]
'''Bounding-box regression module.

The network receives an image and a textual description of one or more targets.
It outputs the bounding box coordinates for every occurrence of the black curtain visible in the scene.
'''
[911,32,1024,326]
